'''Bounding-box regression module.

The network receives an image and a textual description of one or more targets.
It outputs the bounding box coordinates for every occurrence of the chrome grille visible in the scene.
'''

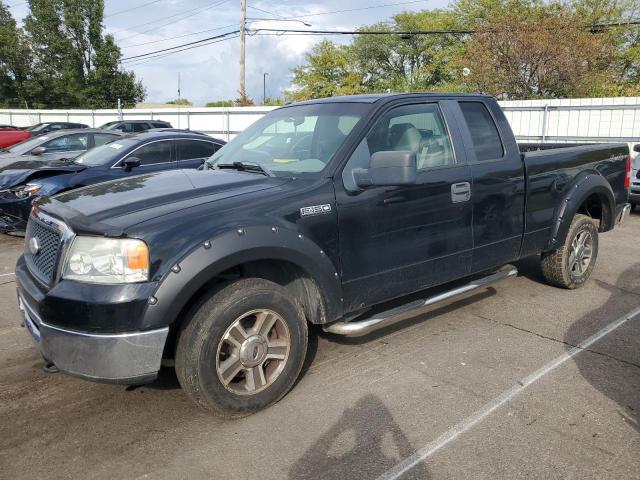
[24,215,63,285]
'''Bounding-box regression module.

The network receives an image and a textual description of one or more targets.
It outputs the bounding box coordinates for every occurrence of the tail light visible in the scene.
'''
[624,155,631,189]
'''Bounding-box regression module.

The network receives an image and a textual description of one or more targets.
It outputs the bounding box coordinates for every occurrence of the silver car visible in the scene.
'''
[0,129,123,169]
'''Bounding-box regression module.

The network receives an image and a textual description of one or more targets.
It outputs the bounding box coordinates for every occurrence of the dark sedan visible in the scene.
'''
[0,131,225,232]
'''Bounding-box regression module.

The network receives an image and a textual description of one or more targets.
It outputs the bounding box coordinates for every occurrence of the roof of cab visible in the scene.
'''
[288,92,493,106]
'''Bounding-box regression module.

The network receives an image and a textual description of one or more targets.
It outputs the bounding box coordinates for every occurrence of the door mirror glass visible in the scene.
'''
[123,157,141,170]
[31,146,47,156]
[354,151,417,188]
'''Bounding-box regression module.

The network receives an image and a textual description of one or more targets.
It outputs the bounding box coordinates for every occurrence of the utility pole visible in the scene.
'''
[263,72,268,105]
[239,0,247,102]
[178,72,181,99]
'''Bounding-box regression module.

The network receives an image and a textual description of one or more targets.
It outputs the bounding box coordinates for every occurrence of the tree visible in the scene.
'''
[166,98,193,106]
[288,40,365,101]
[349,10,464,92]
[0,2,32,107]
[24,0,144,107]
[205,100,234,107]
[459,6,619,98]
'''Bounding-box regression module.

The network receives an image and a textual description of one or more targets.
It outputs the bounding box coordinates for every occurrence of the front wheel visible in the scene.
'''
[541,214,599,289]
[175,278,308,417]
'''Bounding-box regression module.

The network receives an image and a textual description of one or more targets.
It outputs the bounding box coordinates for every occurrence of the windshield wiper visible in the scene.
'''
[215,161,273,176]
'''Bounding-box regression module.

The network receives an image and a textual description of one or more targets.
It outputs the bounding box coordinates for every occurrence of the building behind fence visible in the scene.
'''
[1,97,639,152]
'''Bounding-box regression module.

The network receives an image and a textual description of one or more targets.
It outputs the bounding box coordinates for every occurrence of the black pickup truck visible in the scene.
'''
[15,94,631,417]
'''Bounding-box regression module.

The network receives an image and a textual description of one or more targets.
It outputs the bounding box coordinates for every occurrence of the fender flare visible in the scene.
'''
[142,225,343,329]
[546,172,615,251]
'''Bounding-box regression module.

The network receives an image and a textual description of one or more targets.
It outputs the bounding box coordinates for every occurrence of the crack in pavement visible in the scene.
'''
[472,312,640,371]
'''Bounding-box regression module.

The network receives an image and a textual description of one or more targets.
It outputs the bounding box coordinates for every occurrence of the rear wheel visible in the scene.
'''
[541,214,599,289]
[175,278,308,417]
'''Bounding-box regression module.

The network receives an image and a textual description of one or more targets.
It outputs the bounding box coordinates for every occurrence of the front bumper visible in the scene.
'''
[0,195,32,232]
[18,292,168,384]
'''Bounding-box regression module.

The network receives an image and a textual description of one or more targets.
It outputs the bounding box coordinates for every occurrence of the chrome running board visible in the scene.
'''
[324,267,518,337]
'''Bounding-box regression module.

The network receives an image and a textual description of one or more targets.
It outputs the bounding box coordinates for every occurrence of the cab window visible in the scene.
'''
[459,102,504,161]
[342,103,454,189]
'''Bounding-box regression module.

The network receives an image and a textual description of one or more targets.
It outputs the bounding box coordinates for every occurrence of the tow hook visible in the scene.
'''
[42,361,59,374]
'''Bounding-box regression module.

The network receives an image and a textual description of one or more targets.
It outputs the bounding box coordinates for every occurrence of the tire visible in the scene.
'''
[175,278,308,418]
[541,214,599,289]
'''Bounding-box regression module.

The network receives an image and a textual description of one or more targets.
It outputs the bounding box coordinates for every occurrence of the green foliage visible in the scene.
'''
[0,2,32,107]
[0,0,144,108]
[205,100,234,107]
[263,97,284,106]
[288,40,366,101]
[166,98,193,106]
[290,0,640,101]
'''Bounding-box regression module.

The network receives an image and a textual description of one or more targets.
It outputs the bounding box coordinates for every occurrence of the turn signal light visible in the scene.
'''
[125,242,150,270]
[624,155,631,189]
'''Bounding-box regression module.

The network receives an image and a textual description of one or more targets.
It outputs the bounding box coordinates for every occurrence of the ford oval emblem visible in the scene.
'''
[28,237,40,256]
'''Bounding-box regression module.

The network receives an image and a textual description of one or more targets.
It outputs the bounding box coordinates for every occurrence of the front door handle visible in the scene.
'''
[451,182,471,203]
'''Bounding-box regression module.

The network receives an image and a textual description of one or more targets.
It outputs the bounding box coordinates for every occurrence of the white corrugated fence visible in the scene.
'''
[1,97,639,152]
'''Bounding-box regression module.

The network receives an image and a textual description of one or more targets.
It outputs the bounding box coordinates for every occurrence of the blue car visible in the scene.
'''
[0,131,225,232]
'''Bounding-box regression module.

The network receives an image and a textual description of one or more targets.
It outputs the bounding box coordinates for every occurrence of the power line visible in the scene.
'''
[249,19,640,37]
[105,0,165,18]
[121,24,237,49]
[250,28,473,36]
[120,29,240,62]
[115,0,229,43]
[250,0,430,22]
[122,34,240,66]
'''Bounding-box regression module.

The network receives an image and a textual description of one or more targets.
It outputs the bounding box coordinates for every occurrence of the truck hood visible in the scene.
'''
[0,159,84,189]
[38,168,287,235]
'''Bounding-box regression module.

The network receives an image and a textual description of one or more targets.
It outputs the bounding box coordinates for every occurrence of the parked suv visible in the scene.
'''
[100,120,172,133]
[15,93,631,417]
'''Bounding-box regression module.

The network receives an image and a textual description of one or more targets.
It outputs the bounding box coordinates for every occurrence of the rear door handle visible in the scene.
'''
[451,182,471,203]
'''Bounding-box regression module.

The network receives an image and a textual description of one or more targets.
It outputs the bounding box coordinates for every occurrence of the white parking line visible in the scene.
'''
[0,272,15,277]
[376,306,640,480]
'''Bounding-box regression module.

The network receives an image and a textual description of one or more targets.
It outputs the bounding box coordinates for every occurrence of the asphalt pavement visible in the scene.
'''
[1,214,639,479]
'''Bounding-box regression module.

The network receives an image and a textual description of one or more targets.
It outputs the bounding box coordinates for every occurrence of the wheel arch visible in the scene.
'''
[142,226,343,332]
[546,172,615,252]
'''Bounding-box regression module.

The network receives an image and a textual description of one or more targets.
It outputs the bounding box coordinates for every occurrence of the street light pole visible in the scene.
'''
[263,72,268,105]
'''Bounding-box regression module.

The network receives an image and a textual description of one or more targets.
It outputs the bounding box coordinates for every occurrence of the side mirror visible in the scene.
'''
[123,157,141,171]
[354,151,417,188]
[31,146,47,156]
[633,144,640,153]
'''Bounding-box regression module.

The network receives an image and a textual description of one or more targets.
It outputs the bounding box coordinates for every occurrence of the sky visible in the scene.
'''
[6,0,449,105]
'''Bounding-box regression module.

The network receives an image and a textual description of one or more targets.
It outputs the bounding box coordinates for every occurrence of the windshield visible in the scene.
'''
[74,138,136,166]
[7,135,48,155]
[100,121,120,129]
[204,103,368,177]
[25,123,48,132]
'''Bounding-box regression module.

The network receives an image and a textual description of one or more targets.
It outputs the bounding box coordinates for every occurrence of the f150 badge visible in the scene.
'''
[300,204,332,217]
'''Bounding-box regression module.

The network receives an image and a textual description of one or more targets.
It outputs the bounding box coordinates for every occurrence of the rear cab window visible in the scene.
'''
[459,102,504,162]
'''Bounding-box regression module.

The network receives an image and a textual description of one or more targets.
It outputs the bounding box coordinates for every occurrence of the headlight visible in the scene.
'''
[11,183,41,199]
[62,236,149,284]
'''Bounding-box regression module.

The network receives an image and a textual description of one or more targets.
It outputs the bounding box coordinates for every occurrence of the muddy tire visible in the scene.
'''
[175,278,308,418]
[541,214,599,289]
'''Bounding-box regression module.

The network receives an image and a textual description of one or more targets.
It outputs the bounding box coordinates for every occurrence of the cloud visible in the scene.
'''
[8,0,446,105]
